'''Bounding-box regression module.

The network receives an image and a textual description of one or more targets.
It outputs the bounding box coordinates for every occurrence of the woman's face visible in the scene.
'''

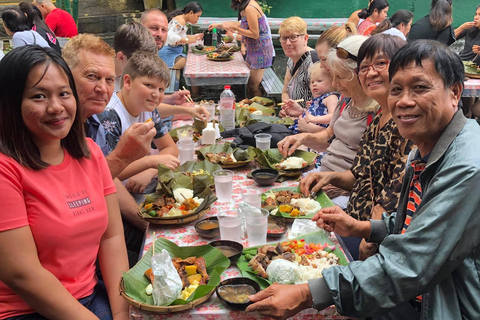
[398,19,413,36]
[22,63,76,148]
[280,31,308,60]
[357,52,390,106]
[372,7,389,23]
[315,42,330,69]
[331,68,356,97]
[187,11,202,24]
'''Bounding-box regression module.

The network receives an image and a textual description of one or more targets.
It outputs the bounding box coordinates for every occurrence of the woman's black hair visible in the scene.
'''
[0,46,90,170]
[168,1,203,21]
[19,2,57,43]
[357,33,407,67]
[371,9,413,35]
[231,0,250,12]
[430,0,453,31]
[358,0,389,19]
[2,8,31,32]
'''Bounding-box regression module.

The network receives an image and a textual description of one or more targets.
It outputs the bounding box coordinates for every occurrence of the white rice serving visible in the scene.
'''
[290,198,322,215]
[173,188,194,202]
[277,156,306,169]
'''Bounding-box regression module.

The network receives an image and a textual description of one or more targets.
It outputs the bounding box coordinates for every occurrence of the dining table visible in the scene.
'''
[128,119,353,320]
[463,78,480,97]
[183,44,250,88]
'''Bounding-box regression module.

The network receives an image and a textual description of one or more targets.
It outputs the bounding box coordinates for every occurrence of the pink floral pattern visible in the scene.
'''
[130,120,352,320]
[463,79,480,97]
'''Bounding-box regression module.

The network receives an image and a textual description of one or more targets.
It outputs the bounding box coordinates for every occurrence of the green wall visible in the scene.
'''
[177,0,478,28]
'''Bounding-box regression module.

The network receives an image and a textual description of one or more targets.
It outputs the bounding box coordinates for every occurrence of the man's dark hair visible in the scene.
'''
[358,33,406,66]
[2,8,31,32]
[389,39,464,90]
[0,46,90,170]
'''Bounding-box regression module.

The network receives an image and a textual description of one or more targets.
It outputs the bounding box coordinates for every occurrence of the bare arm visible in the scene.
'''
[0,227,98,320]
[235,6,261,39]
[98,194,130,320]
[454,21,475,38]
[305,95,338,125]
[114,178,147,230]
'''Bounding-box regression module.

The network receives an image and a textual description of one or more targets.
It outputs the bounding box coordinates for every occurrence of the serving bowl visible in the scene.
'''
[208,240,243,266]
[195,217,220,238]
[251,168,279,186]
[215,277,261,310]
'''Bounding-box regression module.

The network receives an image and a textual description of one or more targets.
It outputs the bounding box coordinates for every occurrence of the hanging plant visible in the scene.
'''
[258,0,272,16]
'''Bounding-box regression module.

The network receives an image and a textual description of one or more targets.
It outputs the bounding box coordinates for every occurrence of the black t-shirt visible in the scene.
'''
[408,15,455,46]
[33,25,61,54]
[458,27,480,63]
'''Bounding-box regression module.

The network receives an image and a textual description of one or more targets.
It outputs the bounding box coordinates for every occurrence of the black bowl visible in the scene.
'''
[251,168,279,186]
[216,277,261,310]
[209,240,243,266]
[195,217,220,238]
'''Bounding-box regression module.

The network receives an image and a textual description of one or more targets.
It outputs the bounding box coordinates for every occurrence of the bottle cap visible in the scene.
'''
[224,85,231,90]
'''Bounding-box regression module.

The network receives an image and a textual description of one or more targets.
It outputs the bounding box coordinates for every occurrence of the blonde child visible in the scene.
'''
[290,63,339,134]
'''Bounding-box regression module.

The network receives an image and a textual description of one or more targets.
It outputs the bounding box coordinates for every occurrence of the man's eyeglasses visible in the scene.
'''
[279,34,305,43]
[336,47,357,62]
[356,59,390,75]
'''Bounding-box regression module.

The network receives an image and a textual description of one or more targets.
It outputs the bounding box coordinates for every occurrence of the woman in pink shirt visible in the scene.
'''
[357,0,389,36]
[0,46,129,320]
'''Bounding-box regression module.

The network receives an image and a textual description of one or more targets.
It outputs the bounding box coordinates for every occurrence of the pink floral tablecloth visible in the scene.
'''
[463,78,480,97]
[130,120,352,320]
[183,46,250,87]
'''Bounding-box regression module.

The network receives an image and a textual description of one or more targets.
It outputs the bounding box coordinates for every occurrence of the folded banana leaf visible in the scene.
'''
[123,237,230,305]
[235,107,251,127]
[245,114,295,127]
[236,231,349,289]
[254,148,317,171]
[196,142,256,168]
[251,96,276,106]
[169,125,200,143]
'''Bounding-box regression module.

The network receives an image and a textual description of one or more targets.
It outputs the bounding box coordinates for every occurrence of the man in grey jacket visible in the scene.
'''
[246,40,480,319]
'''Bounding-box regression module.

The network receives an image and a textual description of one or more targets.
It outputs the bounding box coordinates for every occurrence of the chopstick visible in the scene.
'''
[152,231,155,255]
[182,86,194,103]
[277,99,304,106]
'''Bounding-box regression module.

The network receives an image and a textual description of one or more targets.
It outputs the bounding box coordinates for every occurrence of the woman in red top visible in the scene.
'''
[0,46,129,320]
[357,0,389,36]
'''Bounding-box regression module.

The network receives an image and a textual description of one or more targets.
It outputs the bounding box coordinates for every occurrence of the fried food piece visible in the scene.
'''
[178,266,190,289]
[195,257,209,283]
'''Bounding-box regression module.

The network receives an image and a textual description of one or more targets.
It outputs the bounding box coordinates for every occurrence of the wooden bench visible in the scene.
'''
[166,68,180,94]
[261,67,283,100]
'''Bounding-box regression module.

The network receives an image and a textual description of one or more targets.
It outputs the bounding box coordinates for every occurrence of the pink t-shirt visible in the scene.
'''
[45,8,78,37]
[0,139,116,319]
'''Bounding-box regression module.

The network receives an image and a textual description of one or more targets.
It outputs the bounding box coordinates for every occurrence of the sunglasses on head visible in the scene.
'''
[336,47,357,62]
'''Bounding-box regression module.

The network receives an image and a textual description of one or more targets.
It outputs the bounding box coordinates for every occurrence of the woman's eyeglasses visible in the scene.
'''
[336,47,357,62]
[356,59,390,75]
[279,34,305,43]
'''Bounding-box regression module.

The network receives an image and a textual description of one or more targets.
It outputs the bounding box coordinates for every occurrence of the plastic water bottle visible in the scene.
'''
[212,28,218,47]
[219,85,236,131]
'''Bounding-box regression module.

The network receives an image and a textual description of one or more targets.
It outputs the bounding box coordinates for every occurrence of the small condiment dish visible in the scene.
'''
[216,277,261,310]
[251,168,279,186]
[195,217,220,238]
[209,240,243,266]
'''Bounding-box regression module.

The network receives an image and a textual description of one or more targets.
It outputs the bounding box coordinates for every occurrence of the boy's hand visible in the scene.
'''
[188,105,210,123]
[151,154,180,170]
[125,169,157,194]
[473,45,480,54]
[164,90,189,106]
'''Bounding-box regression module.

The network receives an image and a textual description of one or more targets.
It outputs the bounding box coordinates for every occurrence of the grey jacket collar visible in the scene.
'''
[427,110,467,167]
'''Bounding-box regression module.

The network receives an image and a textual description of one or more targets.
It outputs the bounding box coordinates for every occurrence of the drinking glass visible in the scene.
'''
[218,211,243,243]
[241,190,261,208]
[213,170,234,202]
[255,133,272,151]
[245,208,269,247]
[177,140,194,165]
[202,102,216,121]
[177,127,194,141]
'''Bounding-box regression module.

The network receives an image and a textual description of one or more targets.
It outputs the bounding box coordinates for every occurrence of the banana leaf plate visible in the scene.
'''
[262,186,334,220]
[236,231,349,289]
[120,237,230,313]
[196,142,257,169]
[254,148,317,177]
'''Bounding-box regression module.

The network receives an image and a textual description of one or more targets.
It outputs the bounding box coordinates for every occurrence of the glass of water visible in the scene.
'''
[218,210,243,243]
[241,190,261,208]
[255,133,272,151]
[213,170,234,202]
[176,140,195,165]
[245,208,269,247]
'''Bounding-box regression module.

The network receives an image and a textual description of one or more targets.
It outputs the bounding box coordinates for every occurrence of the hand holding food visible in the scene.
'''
[277,134,306,157]
[312,206,369,238]
[299,172,332,196]
[150,154,181,170]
